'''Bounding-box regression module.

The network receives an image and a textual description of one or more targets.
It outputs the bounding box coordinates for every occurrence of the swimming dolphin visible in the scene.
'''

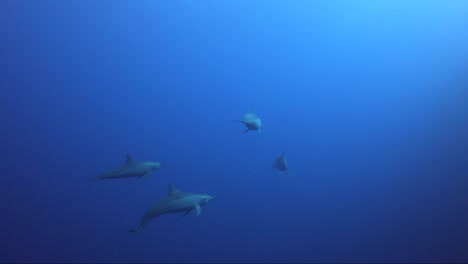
[234,106,262,133]
[128,184,218,234]
[272,150,290,174]
[93,154,163,181]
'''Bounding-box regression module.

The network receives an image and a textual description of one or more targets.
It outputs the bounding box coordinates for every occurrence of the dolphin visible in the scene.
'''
[234,106,262,134]
[128,184,218,234]
[272,150,290,174]
[93,154,164,181]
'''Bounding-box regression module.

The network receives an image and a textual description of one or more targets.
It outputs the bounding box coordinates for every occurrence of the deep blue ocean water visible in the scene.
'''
[1,0,468,262]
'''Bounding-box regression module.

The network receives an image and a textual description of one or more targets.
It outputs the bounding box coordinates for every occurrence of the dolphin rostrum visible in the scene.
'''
[272,150,290,174]
[128,184,218,234]
[93,154,163,181]
[234,106,262,134]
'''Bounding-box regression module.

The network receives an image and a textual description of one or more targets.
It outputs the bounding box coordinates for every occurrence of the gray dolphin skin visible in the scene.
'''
[93,154,163,181]
[128,184,218,234]
[234,106,262,134]
[272,151,289,174]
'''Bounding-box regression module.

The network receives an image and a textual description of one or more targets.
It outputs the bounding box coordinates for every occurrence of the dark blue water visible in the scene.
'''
[1,0,467,262]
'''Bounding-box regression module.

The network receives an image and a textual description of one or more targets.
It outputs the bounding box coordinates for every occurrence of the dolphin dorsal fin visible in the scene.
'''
[125,154,133,164]
[250,105,254,113]
[168,184,180,195]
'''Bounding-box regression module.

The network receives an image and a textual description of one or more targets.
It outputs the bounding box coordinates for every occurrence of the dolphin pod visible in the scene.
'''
[92,106,291,234]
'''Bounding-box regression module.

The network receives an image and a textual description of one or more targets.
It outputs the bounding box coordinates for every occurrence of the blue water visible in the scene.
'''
[1,0,468,262]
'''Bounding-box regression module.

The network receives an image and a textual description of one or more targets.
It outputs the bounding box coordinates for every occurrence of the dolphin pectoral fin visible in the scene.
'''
[182,210,192,217]
[257,129,261,134]
[89,176,100,182]
[128,226,143,234]
[195,204,202,216]
[243,128,250,133]
[138,172,153,180]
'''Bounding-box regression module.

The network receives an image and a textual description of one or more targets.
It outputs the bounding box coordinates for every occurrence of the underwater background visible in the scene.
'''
[1,0,468,262]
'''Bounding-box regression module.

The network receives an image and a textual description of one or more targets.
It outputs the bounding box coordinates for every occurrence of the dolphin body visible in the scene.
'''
[234,106,262,134]
[128,184,217,234]
[272,151,290,174]
[93,154,163,181]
